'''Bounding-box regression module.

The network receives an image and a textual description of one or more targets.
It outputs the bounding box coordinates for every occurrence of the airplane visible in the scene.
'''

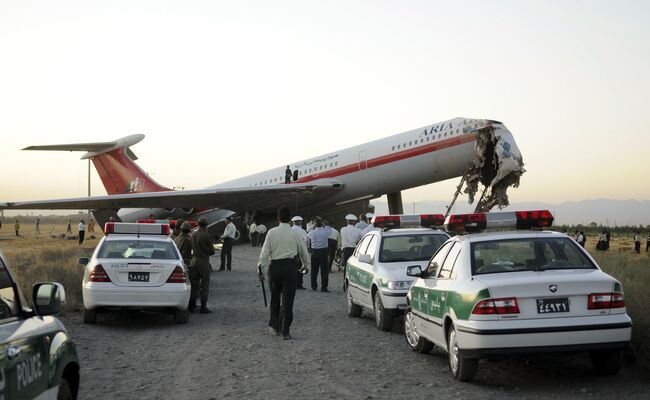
[0,118,525,239]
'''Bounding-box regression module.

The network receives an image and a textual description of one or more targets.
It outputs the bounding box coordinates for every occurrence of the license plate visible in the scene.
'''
[128,272,150,282]
[536,297,569,313]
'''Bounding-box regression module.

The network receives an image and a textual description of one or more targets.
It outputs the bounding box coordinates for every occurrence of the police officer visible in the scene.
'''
[170,218,186,241]
[257,206,310,340]
[340,214,362,275]
[174,221,193,262]
[355,213,368,230]
[220,217,236,271]
[291,216,309,290]
[256,223,267,247]
[249,220,258,247]
[190,217,215,314]
[308,217,330,291]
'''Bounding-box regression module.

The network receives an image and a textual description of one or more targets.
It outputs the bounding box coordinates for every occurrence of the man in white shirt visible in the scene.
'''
[258,206,311,340]
[340,214,362,274]
[308,218,331,292]
[78,219,86,245]
[220,217,237,271]
[291,216,309,290]
[249,221,258,247]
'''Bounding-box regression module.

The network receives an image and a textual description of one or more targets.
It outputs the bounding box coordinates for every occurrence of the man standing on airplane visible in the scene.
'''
[220,217,236,271]
[190,217,215,313]
[285,165,292,184]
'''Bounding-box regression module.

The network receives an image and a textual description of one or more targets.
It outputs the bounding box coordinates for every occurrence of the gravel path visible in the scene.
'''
[62,245,650,399]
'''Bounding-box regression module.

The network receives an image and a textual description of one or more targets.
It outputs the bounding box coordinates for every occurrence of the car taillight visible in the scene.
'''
[472,297,520,314]
[166,266,187,283]
[89,264,111,282]
[588,292,625,309]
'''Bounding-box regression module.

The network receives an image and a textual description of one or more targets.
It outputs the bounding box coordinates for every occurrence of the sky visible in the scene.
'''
[1,0,649,213]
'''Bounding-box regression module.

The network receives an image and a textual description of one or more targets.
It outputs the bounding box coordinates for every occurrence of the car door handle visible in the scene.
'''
[6,346,21,360]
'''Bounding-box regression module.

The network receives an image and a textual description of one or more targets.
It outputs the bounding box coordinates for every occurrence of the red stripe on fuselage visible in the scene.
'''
[293,133,477,183]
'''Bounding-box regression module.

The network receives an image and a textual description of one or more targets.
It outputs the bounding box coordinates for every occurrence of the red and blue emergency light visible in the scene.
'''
[104,222,170,236]
[371,214,445,230]
[444,210,554,233]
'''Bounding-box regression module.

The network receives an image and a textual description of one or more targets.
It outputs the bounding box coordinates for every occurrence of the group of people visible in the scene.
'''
[255,208,375,340]
[633,231,650,254]
[248,221,267,247]
[573,229,650,253]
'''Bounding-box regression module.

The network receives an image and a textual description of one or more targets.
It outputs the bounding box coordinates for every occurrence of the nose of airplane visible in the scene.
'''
[467,121,525,211]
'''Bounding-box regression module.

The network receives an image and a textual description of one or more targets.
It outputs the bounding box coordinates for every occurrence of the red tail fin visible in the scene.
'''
[92,148,170,194]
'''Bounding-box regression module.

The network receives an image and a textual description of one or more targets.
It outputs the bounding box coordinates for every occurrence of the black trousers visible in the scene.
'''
[268,259,298,335]
[342,247,354,280]
[79,230,85,245]
[327,239,337,270]
[296,257,304,288]
[251,232,258,247]
[310,248,329,290]
[221,238,233,269]
[635,241,640,253]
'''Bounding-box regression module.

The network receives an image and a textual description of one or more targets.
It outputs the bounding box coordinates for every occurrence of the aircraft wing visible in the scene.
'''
[0,181,343,212]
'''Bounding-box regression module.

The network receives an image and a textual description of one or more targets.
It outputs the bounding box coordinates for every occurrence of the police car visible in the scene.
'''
[80,222,191,324]
[403,211,632,381]
[0,249,80,400]
[345,214,449,331]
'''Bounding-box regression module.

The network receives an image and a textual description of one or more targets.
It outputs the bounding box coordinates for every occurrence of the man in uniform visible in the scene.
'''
[170,218,186,241]
[308,217,331,292]
[190,217,215,313]
[285,165,292,184]
[220,217,236,271]
[249,220,258,247]
[340,214,362,276]
[291,216,309,290]
[355,213,369,230]
[174,221,193,262]
[256,222,267,247]
[324,220,339,273]
[257,206,310,340]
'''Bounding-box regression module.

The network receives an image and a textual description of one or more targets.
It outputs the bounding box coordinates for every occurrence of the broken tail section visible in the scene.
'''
[23,134,170,195]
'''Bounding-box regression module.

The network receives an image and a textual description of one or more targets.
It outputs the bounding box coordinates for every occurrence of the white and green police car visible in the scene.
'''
[0,249,80,399]
[403,210,632,381]
[345,214,449,331]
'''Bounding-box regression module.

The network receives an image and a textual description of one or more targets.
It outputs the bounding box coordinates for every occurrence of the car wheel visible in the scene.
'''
[590,349,622,375]
[57,378,73,400]
[448,324,478,381]
[404,307,433,354]
[83,308,97,324]
[174,307,190,324]
[346,283,362,318]
[373,292,393,331]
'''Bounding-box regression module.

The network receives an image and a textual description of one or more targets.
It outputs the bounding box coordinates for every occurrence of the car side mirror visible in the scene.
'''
[32,283,65,316]
[78,257,89,266]
[358,254,372,264]
[406,265,423,277]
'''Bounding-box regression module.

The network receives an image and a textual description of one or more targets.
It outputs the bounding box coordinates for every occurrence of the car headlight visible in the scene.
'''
[387,281,412,290]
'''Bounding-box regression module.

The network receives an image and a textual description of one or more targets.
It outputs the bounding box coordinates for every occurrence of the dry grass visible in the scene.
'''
[0,222,103,312]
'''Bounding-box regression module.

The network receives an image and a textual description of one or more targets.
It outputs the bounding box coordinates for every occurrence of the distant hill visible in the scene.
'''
[370,199,650,227]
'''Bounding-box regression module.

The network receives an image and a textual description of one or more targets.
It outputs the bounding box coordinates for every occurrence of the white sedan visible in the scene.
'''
[404,211,632,381]
[80,223,191,324]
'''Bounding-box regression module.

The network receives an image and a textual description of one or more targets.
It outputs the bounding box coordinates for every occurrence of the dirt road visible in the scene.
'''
[63,245,650,399]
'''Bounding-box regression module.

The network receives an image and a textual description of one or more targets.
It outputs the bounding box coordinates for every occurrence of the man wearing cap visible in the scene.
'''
[257,206,311,340]
[220,217,236,271]
[324,220,339,273]
[249,220,258,247]
[362,213,378,235]
[170,218,186,241]
[256,222,267,247]
[308,217,331,292]
[190,217,215,313]
[291,216,309,290]
[355,213,369,230]
[174,221,193,262]
[340,214,362,275]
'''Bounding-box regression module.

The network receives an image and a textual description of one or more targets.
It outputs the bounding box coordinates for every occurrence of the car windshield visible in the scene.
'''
[471,237,596,275]
[379,233,447,262]
[98,240,179,260]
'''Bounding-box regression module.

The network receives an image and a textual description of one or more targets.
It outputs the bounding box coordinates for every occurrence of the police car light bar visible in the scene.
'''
[371,214,445,230]
[444,210,554,233]
[104,222,171,236]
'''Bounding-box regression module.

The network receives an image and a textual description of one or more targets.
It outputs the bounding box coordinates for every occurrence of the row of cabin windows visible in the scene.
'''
[251,161,340,186]
[390,124,478,152]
